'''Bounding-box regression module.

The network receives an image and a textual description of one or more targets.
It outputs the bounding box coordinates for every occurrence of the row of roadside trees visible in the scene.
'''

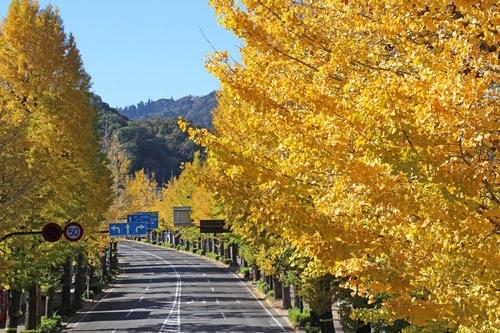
[0,1,127,331]
[179,0,499,332]
[141,153,407,332]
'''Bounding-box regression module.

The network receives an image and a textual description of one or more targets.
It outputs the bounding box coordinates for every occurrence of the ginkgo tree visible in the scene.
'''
[154,152,221,247]
[0,0,113,329]
[186,0,500,331]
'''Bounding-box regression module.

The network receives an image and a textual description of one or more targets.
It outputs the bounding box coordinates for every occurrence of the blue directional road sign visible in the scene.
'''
[109,222,148,238]
[127,212,159,229]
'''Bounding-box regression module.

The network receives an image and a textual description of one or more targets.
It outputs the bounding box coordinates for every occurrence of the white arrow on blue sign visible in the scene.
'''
[109,222,148,238]
[127,212,159,229]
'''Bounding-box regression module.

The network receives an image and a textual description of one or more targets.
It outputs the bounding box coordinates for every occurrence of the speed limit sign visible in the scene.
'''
[63,222,84,242]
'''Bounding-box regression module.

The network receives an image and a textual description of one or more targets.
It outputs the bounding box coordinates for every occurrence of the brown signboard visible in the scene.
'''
[199,220,230,234]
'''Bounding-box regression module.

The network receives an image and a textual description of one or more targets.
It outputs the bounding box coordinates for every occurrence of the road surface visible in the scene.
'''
[63,240,294,332]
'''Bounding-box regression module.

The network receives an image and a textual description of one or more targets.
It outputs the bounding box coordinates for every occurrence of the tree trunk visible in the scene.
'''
[273,277,282,299]
[73,253,85,309]
[282,285,292,309]
[231,244,238,265]
[252,265,260,281]
[45,284,55,318]
[356,322,371,332]
[319,308,335,333]
[293,289,303,312]
[24,283,38,330]
[61,260,71,314]
[5,288,21,332]
[218,240,224,257]
[208,238,213,253]
[110,242,118,271]
[101,252,108,279]
[265,274,273,290]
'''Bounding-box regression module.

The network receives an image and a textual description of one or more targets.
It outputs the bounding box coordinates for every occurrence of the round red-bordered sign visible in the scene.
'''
[63,222,84,242]
[42,223,63,242]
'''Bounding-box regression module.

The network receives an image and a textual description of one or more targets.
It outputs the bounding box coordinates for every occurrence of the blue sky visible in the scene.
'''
[0,1,241,108]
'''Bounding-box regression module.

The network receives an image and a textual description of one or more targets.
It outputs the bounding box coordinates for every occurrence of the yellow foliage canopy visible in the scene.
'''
[190,0,500,330]
[0,0,113,281]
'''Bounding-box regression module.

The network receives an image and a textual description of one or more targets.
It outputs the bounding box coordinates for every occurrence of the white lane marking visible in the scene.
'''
[233,273,287,332]
[126,309,134,317]
[221,312,226,319]
[69,287,115,328]
[121,244,182,333]
[211,287,215,292]
[160,272,181,333]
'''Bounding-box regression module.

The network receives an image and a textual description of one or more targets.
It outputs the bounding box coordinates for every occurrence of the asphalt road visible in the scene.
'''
[63,240,294,332]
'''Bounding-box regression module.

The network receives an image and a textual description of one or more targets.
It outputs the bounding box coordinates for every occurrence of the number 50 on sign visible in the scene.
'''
[64,222,84,241]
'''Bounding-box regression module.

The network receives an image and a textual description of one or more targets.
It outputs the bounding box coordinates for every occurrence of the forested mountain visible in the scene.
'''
[118,91,217,129]
[91,94,203,185]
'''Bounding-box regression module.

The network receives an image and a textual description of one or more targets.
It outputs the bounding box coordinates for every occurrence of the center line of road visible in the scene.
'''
[123,244,182,333]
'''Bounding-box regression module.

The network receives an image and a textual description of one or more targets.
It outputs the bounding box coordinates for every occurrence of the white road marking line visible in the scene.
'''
[68,287,115,328]
[126,309,134,317]
[234,273,287,331]
[122,244,182,333]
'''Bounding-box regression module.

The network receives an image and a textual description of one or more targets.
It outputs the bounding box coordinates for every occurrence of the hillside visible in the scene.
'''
[117,91,217,129]
[92,94,203,185]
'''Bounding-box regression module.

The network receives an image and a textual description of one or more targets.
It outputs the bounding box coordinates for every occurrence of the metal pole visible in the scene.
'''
[0,231,42,243]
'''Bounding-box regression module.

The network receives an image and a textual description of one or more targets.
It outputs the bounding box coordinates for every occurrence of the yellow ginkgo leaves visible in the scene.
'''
[192,0,500,331]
